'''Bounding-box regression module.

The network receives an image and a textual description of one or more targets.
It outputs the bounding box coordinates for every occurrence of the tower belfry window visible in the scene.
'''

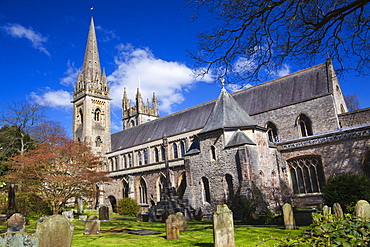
[95,136,102,147]
[94,108,101,121]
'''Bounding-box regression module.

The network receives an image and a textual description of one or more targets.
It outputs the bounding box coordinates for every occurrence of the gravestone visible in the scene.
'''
[196,208,204,221]
[77,198,83,214]
[136,213,143,222]
[87,215,98,221]
[175,212,187,231]
[333,203,344,218]
[148,207,156,222]
[212,204,235,247]
[322,205,331,218]
[7,213,25,232]
[8,184,17,215]
[99,206,109,221]
[84,219,100,235]
[62,210,74,221]
[35,214,74,247]
[166,214,180,240]
[354,200,370,218]
[282,203,296,230]
[79,215,87,221]
[0,232,38,247]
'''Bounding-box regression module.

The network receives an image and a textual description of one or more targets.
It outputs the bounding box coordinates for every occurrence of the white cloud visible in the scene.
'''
[96,25,118,42]
[60,61,78,86]
[226,83,253,93]
[108,44,213,114]
[2,23,50,56]
[30,88,72,108]
[276,64,291,77]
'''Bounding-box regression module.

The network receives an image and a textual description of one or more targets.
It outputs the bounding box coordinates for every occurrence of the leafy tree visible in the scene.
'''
[322,174,370,213]
[344,94,361,111]
[5,135,110,214]
[189,0,370,84]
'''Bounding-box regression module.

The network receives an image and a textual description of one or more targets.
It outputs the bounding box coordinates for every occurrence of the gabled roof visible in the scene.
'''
[199,88,257,134]
[225,130,256,148]
[110,62,331,152]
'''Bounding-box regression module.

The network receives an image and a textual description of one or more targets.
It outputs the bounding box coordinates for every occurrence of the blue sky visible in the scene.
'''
[0,0,369,135]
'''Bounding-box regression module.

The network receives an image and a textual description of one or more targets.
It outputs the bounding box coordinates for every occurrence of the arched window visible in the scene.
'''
[362,151,370,178]
[94,108,101,121]
[79,108,84,124]
[266,122,278,142]
[130,119,135,127]
[139,178,148,204]
[154,147,159,163]
[156,175,166,202]
[271,171,277,187]
[224,174,233,201]
[95,136,102,147]
[128,154,132,167]
[201,177,211,204]
[173,143,178,159]
[288,156,325,194]
[297,114,313,137]
[123,155,127,169]
[161,146,166,161]
[259,171,265,187]
[180,141,186,157]
[210,145,217,160]
[177,173,186,199]
[138,151,142,166]
[144,148,148,164]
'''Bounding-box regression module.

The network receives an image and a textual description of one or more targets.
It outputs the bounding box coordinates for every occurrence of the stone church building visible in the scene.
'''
[73,18,370,216]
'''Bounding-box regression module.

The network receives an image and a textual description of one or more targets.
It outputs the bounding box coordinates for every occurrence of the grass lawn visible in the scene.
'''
[0,212,305,247]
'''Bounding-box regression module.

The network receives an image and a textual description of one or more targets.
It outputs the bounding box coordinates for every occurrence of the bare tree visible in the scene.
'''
[1,101,46,155]
[189,0,370,84]
[344,94,361,111]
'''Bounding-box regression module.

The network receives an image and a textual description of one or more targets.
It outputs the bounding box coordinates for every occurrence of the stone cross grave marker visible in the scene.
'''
[333,203,344,218]
[7,213,25,232]
[355,200,370,218]
[35,214,74,247]
[282,203,296,230]
[166,214,180,240]
[175,212,187,231]
[213,204,235,247]
[99,206,109,221]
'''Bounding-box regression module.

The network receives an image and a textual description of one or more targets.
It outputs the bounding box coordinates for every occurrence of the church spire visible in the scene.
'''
[74,17,109,98]
[82,17,101,77]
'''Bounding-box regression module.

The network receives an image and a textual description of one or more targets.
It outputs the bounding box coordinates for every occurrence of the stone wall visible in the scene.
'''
[338,108,370,128]
[251,95,340,141]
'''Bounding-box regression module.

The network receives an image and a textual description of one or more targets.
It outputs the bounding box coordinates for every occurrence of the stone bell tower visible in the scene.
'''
[122,87,159,130]
[72,17,111,156]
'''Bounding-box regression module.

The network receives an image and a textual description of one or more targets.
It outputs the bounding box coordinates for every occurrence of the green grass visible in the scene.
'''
[0,212,305,247]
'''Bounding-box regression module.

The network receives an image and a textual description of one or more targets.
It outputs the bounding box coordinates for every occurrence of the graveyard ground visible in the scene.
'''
[0,212,305,246]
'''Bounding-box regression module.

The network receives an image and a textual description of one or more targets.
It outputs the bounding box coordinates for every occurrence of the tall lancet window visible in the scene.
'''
[94,108,101,121]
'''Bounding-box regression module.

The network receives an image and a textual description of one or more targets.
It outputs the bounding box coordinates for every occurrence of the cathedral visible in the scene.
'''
[72,18,370,216]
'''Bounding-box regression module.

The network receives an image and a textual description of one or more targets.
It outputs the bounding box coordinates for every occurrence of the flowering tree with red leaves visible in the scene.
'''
[5,135,109,214]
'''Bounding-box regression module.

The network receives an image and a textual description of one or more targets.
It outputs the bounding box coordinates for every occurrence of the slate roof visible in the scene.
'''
[199,88,257,134]
[110,62,331,153]
[225,130,256,148]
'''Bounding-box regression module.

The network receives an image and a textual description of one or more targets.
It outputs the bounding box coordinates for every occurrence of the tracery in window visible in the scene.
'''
[288,156,325,194]
[297,114,313,137]
[156,174,166,202]
[266,121,278,142]
[139,178,148,204]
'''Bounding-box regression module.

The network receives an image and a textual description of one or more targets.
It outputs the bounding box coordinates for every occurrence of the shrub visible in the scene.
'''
[16,191,52,217]
[322,174,370,213]
[116,198,140,216]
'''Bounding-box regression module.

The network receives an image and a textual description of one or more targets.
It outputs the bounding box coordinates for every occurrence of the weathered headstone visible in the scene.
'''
[166,214,180,240]
[84,219,100,235]
[148,206,156,222]
[354,200,370,218]
[282,203,296,230]
[0,232,38,247]
[62,210,74,222]
[77,198,84,214]
[136,213,143,222]
[175,212,187,231]
[322,205,331,218]
[7,213,25,232]
[8,184,17,215]
[213,204,235,247]
[333,203,344,218]
[35,214,74,247]
[99,206,109,221]
[87,215,98,221]
[79,215,87,221]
